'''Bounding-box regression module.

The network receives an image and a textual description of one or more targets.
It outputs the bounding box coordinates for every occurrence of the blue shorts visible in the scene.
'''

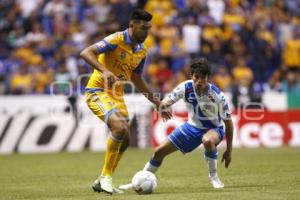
[168,123,224,154]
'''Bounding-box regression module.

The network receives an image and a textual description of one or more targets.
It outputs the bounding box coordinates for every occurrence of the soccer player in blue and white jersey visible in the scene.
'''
[143,58,233,189]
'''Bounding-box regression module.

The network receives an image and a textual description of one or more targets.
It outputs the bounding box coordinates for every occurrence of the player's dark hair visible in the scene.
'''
[190,58,211,76]
[130,9,152,21]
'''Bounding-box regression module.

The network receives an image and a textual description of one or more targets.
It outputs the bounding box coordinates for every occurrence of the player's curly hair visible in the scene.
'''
[130,9,152,21]
[190,58,211,76]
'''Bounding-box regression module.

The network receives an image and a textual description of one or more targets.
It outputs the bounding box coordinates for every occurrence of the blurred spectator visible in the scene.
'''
[147,57,173,93]
[231,58,261,108]
[7,25,27,48]
[157,21,179,57]
[283,26,300,69]
[266,67,285,92]
[25,22,47,43]
[145,0,174,27]
[16,0,44,18]
[0,0,299,98]
[14,42,43,66]
[232,59,253,87]
[111,0,135,30]
[33,64,54,94]
[212,66,232,92]
[182,17,201,59]
[10,64,33,94]
[275,7,293,48]
[207,0,225,25]
[281,68,300,93]
[82,8,99,37]
[43,0,70,37]
[53,63,72,95]
[223,5,246,32]
[180,0,203,19]
[94,0,111,24]
[200,15,223,62]
[169,33,187,73]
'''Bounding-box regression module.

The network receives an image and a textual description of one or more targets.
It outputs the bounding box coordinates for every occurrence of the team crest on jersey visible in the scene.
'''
[207,94,215,102]
[201,104,217,118]
[120,51,126,60]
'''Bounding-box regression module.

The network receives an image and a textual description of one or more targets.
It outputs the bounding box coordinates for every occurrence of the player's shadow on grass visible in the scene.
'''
[156,184,270,194]
[225,184,270,189]
[155,186,215,194]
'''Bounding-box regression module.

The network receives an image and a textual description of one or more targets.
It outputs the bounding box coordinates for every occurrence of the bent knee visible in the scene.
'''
[202,138,216,149]
[111,122,129,134]
[111,123,129,138]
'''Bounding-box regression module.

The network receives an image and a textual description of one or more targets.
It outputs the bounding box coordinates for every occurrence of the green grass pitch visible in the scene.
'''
[0,148,300,200]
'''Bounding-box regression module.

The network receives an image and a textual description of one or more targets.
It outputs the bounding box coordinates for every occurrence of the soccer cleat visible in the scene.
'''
[99,175,114,194]
[92,179,102,193]
[208,175,224,189]
[92,177,123,194]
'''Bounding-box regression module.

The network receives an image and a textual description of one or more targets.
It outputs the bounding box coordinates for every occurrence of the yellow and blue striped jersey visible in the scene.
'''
[86,29,147,95]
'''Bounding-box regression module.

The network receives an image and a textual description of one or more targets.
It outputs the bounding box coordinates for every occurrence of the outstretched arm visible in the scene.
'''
[131,73,160,107]
[158,82,186,121]
[80,40,118,86]
[131,73,172,120]
[159,97,175,121]
[222,118,233,168]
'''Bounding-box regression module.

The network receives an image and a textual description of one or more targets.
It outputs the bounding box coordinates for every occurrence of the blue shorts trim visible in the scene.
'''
[215,126,225,142]
[167,123,224,154]
[150,158,162,167]
[104,108,119,122]
[85,88,104,93]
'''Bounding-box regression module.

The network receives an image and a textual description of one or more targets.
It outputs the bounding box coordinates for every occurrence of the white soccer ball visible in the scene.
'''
[131,170,157,194]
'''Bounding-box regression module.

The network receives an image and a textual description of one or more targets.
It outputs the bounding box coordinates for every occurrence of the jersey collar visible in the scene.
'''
[124,29,144,52]
[193,82,209,97]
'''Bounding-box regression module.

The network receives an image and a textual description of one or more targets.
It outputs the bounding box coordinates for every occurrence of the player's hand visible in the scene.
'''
[157,103,172,122]
[221,149,232,168]
[161,107,172,121]
[103,70,117,87]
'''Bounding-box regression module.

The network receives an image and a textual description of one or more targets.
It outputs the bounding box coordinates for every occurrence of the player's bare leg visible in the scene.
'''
[202,129,224,188]
[143,139,178,173]
[92,112,129,194]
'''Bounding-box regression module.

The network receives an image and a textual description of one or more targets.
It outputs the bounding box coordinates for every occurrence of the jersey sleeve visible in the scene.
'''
[219,92,231,119]
[165,82,185,104]
[95,33,119,53]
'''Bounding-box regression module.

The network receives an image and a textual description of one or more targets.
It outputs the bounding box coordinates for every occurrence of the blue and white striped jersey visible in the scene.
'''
[166,80,231,129]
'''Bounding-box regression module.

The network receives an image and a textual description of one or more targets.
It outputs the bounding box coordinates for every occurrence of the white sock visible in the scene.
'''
[143,161,159,173]
[205,156,217,177]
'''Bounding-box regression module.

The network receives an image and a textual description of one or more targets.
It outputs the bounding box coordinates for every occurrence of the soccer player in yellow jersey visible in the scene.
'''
[80,9,170,194]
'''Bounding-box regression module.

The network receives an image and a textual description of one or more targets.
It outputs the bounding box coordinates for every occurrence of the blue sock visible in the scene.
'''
[204,149,218,159]
[149,158,162,167]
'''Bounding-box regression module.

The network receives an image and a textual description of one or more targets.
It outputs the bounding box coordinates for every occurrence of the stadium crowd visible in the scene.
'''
[0,0,300,106]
